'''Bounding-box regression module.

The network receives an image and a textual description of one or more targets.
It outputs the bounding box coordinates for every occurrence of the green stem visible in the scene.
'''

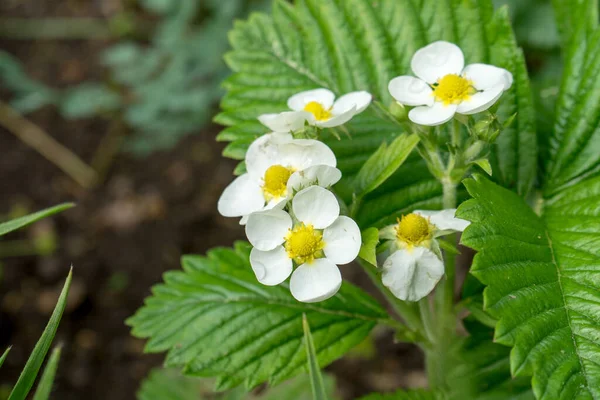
[358,260,425,340]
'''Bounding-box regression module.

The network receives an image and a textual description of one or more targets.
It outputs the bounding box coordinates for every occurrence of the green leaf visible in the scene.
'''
[60,83,121,118]
[544,26,600,195]
[218,0,536,225]
[127,242,389,391]
[551,0,598,48]
[358,228,379,267]
[358,389,443,400]
[302,314,327,400]
[472,159,492,176]
[450,319,534,400]
[0,347,10,369]
[353,133,420,198]
[8,269,72,400]
[32,347,62,400]
[457,174,600,399]
[0,203,74,237]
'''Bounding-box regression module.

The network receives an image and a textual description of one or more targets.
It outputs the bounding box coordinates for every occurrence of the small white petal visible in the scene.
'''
[217,174,264,217]
[245,208,292,251]
[388,76,434,106]
[456,84,504,115]
[250,246,293,286]
[287,165,342,194]
[411,41,465,84]
[323,216,361,265]
[332,91,372,114]
[290,258,342,302]
[245,133,293,179]
[287,88,335,111]
[463,63,513,90]
[258,111,312,132]
[278,139,337,170]
[315,106,356,128]
[292,186,340,229]
[409,103,458,126]
[381,247,445,302]
[413,209,470,234]
[239,215,249,225]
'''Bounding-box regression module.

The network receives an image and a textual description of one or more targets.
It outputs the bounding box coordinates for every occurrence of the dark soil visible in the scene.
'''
[0,1,424,399]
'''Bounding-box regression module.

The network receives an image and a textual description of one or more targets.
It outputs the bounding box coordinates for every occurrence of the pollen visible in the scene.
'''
[395,213,431,245]
[304,101,332,121]
[262,164,293,200]
[285,223,324,264]
[432,74,475,105]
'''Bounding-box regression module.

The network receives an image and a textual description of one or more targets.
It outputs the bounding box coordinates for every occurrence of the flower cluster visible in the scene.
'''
[218,89,372,303]
[218,40,512,304]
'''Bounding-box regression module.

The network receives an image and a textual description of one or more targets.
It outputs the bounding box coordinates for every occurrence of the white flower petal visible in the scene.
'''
[287,165,342,194]
[245,208,292,251]
[381,247,445,301]
[315,106,356,128]
[249,246,293,286]
[292,186,340,229]
[290,258,342,302]
[411,41,465,84]
[456,84,504,115]
[463,63,513,91]
[245,133,293,179]
[258,111,312,132]
[388,76,434,106]
[332,91,372,114]
[287,88,335,111]
[413,209,470,233]
[217,174,264,217]
[323,216,361,265]
[408,103,458,126]
[278,139,337,170]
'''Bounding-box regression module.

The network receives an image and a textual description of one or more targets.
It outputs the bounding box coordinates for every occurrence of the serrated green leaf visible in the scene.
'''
[353,133,420,198]
[450,319,534,400]
[545,26,600,195]
[218,0,537,225]
[127,242,389,391]
[32,347,62,400]
[358,389,443,400]
[0,203,74,237]
[0,347,10,369]
[8,269,72,400]
[302,315,327,400]
[358,228,379,267]
[457,174,600,399]
[551,0,598,48]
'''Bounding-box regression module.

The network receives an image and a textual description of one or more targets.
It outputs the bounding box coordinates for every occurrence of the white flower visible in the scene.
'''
[218,133,342,221]
[388,41,513,126]
[380,209,469,301]
[245,186,361,303]
[258,88,372,131]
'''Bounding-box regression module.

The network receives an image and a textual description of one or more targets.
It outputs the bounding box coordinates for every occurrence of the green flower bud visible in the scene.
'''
[389,101,409,122]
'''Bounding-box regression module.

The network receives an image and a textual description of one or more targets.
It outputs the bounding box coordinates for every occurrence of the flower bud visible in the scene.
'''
[389,101,409,122]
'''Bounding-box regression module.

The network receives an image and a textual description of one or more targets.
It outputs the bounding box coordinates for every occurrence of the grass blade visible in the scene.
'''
[32,346,62,400]
[0,203,74,236]
[8,269,72,400]
[302,314,328,400]
[0,347,11,368]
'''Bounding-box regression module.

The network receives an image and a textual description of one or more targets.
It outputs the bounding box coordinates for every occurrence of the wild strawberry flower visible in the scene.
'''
[388,41,513,126]
[379,209,469,301]
[258,88,372,131]
[245,186,361,303]
[218,133,341,222]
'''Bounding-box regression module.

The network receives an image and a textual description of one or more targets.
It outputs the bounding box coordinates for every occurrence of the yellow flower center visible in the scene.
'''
[395,213,431,245]
[303,101,332,121]
[262,164,293,200]
[433,74,475,105]
[285,223,324,264]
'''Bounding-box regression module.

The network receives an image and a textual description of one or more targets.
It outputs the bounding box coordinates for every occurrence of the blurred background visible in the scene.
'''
[0,0,560,398]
